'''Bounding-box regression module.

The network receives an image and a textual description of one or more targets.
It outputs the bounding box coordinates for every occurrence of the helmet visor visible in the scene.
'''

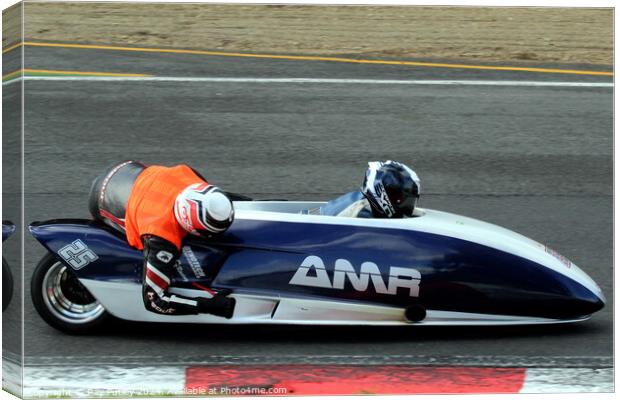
[385,185,418,217]
[399,194,419,217]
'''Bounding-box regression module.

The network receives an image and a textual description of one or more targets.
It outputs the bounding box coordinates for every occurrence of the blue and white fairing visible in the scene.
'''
[2,221,15,242]
[29,202,605,326]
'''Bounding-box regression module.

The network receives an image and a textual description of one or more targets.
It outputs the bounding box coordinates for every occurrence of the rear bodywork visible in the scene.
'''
[29,202,605,325]
[2,221,15,242]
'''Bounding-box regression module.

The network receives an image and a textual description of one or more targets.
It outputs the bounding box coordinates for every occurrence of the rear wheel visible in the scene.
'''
[31,253,111,334]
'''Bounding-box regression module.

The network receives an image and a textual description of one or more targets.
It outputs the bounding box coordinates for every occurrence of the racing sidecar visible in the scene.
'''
[29,201,605,333]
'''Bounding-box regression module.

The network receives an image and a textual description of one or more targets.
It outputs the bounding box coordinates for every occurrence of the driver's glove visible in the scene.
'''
[197,289,236,319]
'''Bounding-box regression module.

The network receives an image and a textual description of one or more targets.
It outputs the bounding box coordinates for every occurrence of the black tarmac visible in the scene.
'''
[1,45,613,368]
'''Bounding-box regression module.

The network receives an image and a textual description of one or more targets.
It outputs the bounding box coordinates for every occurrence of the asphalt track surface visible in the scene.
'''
[2,45,613,370]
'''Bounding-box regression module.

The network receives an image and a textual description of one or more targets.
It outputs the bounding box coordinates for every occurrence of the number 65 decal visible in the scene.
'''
[58,240,99,270]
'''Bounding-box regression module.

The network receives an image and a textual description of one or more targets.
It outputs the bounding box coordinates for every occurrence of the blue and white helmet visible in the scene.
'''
[362,160,421,218]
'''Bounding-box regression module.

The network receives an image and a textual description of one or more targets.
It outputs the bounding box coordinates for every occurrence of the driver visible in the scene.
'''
[322,160,421,218]
[88,160,236,318]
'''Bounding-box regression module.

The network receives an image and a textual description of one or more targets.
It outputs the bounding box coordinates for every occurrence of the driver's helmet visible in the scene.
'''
[362,160,421,218]
[174,183,234,235]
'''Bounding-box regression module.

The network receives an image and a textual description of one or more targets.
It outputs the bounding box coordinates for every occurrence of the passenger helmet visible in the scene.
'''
[174,183,234,235]
[362,160,421,218]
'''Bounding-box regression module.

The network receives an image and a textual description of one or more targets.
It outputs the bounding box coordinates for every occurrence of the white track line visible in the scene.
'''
[23,365,187,398]
[3,76,613,87]
[521,368,614,393]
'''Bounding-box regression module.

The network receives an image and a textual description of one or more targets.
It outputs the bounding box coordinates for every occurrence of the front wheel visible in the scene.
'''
[31,253,111,334]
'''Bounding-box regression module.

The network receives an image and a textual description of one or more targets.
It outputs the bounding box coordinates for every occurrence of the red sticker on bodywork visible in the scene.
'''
[545,245,572,268]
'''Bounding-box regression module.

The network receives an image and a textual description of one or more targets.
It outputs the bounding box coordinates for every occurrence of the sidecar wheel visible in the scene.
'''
[3,257,13,311]
[31,253,111,334]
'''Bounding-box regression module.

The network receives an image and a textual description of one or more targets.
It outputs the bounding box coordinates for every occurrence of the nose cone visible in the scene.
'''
[545,272,606,320]
[567,288,605,317]
[533,249,606,320]
[565,264,606,317]
[589,296,606,314]
[482,257,607,321]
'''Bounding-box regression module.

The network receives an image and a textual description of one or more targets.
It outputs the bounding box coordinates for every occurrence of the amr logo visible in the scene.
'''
[58,240,99,270]
[289,255,421,297]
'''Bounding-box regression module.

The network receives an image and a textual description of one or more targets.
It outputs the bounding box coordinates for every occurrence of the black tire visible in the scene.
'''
[2,257,13,311]
[31,253,112,334]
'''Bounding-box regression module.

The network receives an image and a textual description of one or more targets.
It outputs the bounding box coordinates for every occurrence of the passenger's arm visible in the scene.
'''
[141,235,200,315]
[141,235,236,318]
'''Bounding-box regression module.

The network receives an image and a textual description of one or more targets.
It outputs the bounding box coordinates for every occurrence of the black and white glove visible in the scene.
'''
[197,289,236,319]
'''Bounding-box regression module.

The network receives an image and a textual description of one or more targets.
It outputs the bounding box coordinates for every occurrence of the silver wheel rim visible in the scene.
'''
[42,261,105,324]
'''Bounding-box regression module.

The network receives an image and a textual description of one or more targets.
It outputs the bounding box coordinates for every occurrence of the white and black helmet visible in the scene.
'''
[174,183,234,235]
[362,160,421,218]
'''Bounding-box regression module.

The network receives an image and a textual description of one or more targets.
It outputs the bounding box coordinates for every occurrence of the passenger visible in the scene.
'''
[323,160,421,218]
[88,161,236,318]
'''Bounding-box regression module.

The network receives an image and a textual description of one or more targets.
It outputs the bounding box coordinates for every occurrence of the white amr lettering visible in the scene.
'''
[388,267,421,297]
[289,255,332,288]
[289,255,421,297]
[332,259,387,293]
